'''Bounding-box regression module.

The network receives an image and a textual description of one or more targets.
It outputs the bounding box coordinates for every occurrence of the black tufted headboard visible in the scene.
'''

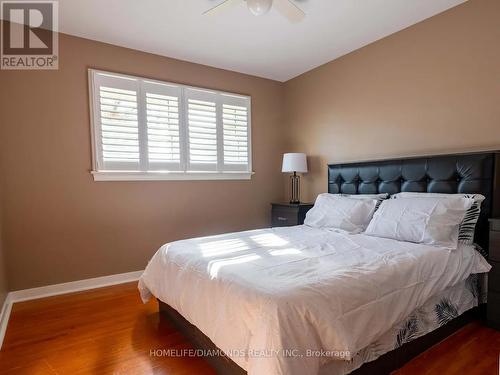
[328,151,500,253]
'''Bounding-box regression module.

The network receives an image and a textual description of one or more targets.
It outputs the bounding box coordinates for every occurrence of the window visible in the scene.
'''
[88,69,252,181]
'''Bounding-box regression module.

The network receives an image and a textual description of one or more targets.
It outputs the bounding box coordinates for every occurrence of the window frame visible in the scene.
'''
[88,69,253,181]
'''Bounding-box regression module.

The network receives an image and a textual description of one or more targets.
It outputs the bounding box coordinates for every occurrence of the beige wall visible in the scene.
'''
[0,180,7,305]
[1,0,499,291]
[284,0,500,202]
[0,250,6,307]
[0,32,286,290]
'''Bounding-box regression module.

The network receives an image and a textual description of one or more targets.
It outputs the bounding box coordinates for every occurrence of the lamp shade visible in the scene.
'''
[282,153,308,173]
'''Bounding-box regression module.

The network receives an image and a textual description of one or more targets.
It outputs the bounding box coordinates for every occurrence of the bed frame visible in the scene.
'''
[158,151,500,375]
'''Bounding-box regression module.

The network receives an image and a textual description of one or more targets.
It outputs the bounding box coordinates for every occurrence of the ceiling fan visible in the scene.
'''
[203,0,305,23]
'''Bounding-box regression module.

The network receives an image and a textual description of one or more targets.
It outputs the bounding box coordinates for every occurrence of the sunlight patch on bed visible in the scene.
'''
[268,248,302,256]
[199,238,249,257]
[207,254,260,278]
[250,233,288,248]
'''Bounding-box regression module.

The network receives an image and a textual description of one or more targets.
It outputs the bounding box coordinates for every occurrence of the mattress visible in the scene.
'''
[139,225,490,375]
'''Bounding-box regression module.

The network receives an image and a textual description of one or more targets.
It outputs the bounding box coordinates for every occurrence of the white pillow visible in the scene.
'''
[304,194,378,232]
[342,193,388,211]
[391,192,485,245]
[364,196,474,248]
[339,193,389,200]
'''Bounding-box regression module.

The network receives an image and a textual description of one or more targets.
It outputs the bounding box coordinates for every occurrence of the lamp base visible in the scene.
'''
[289,172,301,204]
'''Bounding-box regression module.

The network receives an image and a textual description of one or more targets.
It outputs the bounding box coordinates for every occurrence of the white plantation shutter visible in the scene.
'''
[93,73,140,170]
[222,95,250,171]
[185,89,218,171]
[143,81,182,171]
[89,70,252,180]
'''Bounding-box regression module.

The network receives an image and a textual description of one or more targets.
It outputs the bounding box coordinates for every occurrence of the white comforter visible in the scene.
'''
[138,225,490,375]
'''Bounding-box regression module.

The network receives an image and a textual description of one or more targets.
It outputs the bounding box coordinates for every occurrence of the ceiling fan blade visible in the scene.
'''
[203,0,242,16]
[273,0,305,23]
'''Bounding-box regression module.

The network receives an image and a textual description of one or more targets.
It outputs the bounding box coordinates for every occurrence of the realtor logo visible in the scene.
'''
[1,1,58,69]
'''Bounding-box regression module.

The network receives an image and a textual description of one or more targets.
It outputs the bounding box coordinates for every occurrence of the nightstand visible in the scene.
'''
[487,218,500,330]
[271,202,313,227]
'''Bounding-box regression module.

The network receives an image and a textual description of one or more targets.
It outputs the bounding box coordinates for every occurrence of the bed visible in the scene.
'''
[139,151,500,375]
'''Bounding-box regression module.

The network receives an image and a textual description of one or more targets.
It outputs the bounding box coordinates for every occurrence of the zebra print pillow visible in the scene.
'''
[459,195,484,244]
[390,192,485,245]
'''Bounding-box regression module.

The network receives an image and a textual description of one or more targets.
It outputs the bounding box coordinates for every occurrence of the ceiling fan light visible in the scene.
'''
[247,0,273,16]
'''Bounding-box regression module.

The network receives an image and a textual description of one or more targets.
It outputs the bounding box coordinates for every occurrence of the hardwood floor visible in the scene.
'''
[0,283,215,375]
[0,282,498,375]
[394,320,500,375]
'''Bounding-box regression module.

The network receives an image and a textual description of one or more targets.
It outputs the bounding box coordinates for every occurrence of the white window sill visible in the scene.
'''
[91,171,255,181]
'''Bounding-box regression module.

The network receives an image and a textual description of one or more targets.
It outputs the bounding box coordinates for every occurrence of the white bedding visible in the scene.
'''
[321,273,483,375]
[138,225,490,375]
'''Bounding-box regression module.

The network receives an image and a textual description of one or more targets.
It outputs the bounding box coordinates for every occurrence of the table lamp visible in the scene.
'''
[282,153,308,204]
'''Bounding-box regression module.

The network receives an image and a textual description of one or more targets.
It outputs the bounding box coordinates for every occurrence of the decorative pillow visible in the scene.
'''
[364,196,474,248]
[304,194,378,233]
[391,193,485,245]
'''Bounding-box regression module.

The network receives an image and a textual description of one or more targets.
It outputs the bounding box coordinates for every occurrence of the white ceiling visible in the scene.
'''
[56,0,466,82]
